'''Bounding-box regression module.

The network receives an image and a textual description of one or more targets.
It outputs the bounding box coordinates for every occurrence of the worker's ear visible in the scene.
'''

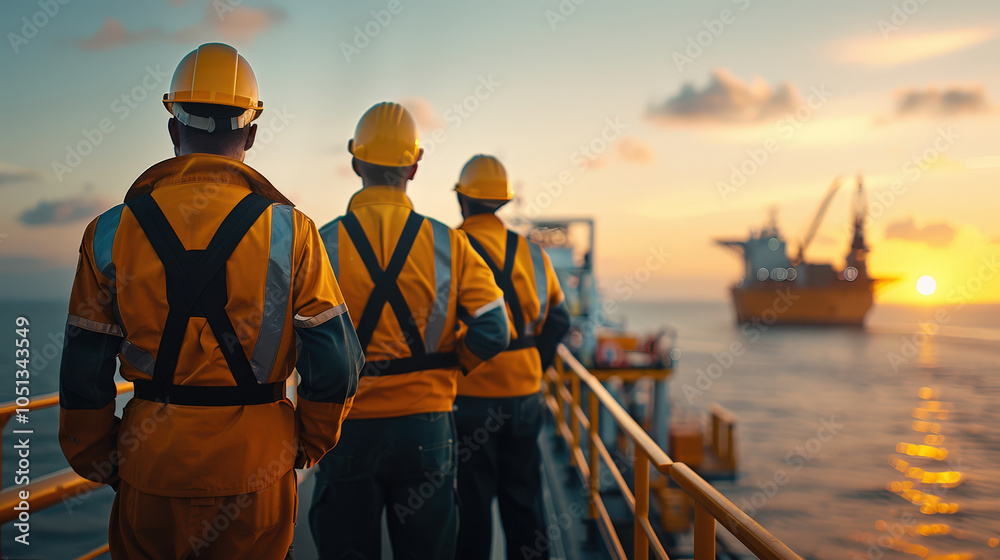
[407,148,424,180]
[408,159,421,181]
[244,123,257,151]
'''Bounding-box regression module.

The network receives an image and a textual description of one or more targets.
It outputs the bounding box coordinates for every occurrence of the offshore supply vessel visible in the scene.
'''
[716,177,882,326]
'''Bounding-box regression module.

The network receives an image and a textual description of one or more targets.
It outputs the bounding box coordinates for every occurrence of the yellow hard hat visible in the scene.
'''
[162,43,263,132]
[349,102,421,167]
[455,155,512,201]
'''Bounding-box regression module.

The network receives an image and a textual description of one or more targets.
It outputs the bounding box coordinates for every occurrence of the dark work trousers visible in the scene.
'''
[309,412,457,560]
[454,392,548,560]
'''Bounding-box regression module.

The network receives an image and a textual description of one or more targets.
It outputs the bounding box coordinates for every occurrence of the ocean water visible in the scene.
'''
[2,299,999,559]
[1,300,118,558]
[609,300,1000,560]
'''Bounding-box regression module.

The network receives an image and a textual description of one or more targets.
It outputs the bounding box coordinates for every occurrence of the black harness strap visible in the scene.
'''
[133,380,284,406]
[340,211,458,376]
[466,231,536,352]
[361,353,460,378]
[125,193,283,406]
[341,211,425,354]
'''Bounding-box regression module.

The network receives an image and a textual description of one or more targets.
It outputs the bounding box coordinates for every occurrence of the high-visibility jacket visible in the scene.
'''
[456,214,570,398]
[58,154,364,498]
[319,186,509,419]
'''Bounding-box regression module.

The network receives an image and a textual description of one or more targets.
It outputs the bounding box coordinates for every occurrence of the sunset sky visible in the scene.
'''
[1,0,998,305]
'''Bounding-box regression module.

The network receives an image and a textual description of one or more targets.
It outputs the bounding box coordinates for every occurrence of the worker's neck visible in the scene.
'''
[175,147,246,162]
[362,181,407,192]
[461,210,499,220]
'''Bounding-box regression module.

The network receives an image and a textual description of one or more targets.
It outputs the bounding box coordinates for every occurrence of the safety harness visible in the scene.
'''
[125,192,284,406]
[466,231,537,351]
[340,211,459,377]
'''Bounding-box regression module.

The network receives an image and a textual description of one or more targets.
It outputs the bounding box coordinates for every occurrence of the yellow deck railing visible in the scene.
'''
[0,351,801,560]
[545,345,803,560]
[0,381,134,559]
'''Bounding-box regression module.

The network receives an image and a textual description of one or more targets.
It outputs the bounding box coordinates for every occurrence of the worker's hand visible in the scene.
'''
[456,342,485,376]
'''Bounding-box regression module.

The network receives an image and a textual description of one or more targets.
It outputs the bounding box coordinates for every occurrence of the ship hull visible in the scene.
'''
[730,282,874,326]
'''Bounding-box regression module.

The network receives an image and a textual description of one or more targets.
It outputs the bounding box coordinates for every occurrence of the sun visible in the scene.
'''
[916,275,937,296]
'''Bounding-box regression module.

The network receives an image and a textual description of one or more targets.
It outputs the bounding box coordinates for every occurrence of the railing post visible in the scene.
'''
[725,422,736,471]
[540,347,801,560]
[693,501,716,560]
[587,390,599,520]
[634,446,649,560]
[712,411,721,458]
[570,374,581,465]
[553,357,566,430]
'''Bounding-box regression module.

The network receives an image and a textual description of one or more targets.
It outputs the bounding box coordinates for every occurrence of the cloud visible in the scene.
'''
[649,69,802,125]
[616,136,655,164]
[0,162,42,186]
[587,153,610,170]
[894,84,993,118]
[832,28,996,67]
[79,19,165,50]
[966,156,1000,170]
[80,4,287,50]
[18,190,110,227]
[884,217,956,248]
[400,97,444,131]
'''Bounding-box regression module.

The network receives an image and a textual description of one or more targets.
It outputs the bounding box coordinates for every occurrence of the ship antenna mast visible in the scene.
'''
[846,175,870,277]
[794,176,843,265]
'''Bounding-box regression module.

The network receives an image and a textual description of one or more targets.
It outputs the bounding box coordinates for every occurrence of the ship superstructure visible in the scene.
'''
[717,177,881,326]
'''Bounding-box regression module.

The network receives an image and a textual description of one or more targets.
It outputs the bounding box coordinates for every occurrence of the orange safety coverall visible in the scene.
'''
[323,186,510,419]
[309,186,509,559]
[452,212,572,559]
[58,154,364,559]
[456,213,568,398]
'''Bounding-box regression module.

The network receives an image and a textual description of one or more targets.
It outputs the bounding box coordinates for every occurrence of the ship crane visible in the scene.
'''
[793,176,843,265]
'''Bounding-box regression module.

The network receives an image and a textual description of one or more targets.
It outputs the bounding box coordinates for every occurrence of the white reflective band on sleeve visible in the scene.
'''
[67,314,123,337]
[294,303,348,328]
[472,296,505,319]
